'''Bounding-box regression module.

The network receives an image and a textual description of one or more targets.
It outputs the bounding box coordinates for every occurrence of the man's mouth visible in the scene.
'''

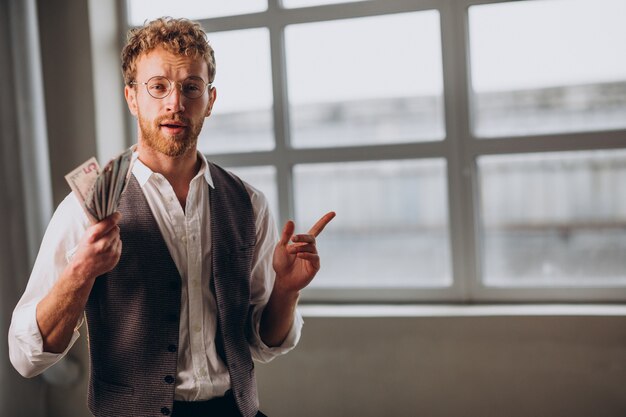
[160,120,188,134]
[160,120,187,128]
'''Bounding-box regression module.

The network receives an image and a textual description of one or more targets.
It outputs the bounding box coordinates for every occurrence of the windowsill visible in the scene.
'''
[298,304,626,318]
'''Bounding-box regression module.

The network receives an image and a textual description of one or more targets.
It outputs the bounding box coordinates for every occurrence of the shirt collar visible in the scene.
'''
[196,151,215,188]
[131,149,215,189]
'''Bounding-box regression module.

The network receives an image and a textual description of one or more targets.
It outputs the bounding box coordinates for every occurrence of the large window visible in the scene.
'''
[124,0,626,303]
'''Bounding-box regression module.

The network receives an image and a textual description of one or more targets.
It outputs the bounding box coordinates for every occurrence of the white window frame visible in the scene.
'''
[120,0,626,303]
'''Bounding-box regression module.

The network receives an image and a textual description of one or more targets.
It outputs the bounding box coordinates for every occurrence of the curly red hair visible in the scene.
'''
[121,17,216,85]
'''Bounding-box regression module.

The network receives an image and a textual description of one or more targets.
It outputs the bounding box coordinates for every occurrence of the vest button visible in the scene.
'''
[169,281,179,290]
[168,344,177,353]
[161,407,171,415]
[164,375,175,384]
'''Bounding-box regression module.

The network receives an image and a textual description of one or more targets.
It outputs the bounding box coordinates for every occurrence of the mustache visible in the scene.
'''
[155,115,191,126]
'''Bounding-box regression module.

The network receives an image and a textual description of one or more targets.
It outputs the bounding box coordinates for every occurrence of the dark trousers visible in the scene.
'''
[171,391,267,417]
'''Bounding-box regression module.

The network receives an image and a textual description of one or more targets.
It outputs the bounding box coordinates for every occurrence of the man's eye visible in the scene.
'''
[149,83,167,91]
[184,83,202,92]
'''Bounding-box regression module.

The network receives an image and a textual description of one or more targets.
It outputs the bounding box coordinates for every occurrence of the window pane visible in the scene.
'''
[479,149,626,286]
[127,0,267,25]
[469,0,626,138]
[285,11,445,148]
[225,166,278,222]
[282,0,369,8]
[199,29,274,154]
[294,159,451,288]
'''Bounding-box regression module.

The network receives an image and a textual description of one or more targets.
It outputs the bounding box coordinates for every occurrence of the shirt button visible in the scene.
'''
[194,326,201,333]
[168,344,177,353]
[164,375,175,384]
[161,407,171,415]
[182,236,187,243]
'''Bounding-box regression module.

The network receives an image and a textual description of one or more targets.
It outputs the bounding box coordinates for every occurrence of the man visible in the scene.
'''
[9,17,334,417]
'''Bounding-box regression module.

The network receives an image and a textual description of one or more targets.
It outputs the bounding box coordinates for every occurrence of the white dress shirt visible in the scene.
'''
[8,151,303,401]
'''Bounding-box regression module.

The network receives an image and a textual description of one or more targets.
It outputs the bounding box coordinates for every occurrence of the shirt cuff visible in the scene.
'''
[251,308,304,363]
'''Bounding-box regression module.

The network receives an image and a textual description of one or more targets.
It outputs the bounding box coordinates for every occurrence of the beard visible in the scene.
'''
[137,111,205,158]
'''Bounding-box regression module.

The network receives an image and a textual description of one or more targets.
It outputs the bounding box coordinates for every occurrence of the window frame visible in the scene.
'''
[121,0,626,303]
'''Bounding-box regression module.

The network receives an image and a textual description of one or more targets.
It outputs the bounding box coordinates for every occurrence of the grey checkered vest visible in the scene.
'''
[84,162,258,417]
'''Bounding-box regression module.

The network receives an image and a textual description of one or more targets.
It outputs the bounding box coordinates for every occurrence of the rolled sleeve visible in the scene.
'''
[8,302,81,378]
[250,307,303,363]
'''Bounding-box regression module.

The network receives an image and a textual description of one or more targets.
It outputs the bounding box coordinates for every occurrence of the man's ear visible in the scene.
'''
[125,84,138,116]
[205,87,217,117]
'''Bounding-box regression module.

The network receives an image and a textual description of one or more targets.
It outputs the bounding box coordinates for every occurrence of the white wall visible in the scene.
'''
[257,314,626,417]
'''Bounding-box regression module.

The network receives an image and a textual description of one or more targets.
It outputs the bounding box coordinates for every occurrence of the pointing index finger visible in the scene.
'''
[308,211,336,237]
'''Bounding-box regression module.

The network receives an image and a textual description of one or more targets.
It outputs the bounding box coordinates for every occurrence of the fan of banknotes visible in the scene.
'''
[65,147,134,222]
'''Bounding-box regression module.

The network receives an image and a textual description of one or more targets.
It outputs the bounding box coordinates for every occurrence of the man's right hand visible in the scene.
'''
[70,212,122,281]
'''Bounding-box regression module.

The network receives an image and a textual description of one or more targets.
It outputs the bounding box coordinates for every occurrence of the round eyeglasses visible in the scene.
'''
[131,76,211,99]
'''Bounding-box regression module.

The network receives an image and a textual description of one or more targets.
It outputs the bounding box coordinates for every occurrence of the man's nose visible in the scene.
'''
[164,83,185,113]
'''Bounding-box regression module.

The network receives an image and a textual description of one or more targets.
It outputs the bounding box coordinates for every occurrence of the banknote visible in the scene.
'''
[65,148,134,223]
[64,157,100,222]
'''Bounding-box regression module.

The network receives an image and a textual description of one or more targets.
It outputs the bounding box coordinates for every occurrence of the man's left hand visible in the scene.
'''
[272,211,336,295]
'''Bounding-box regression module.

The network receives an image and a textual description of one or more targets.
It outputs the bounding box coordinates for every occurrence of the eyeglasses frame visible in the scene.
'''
[130,75,212,100]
